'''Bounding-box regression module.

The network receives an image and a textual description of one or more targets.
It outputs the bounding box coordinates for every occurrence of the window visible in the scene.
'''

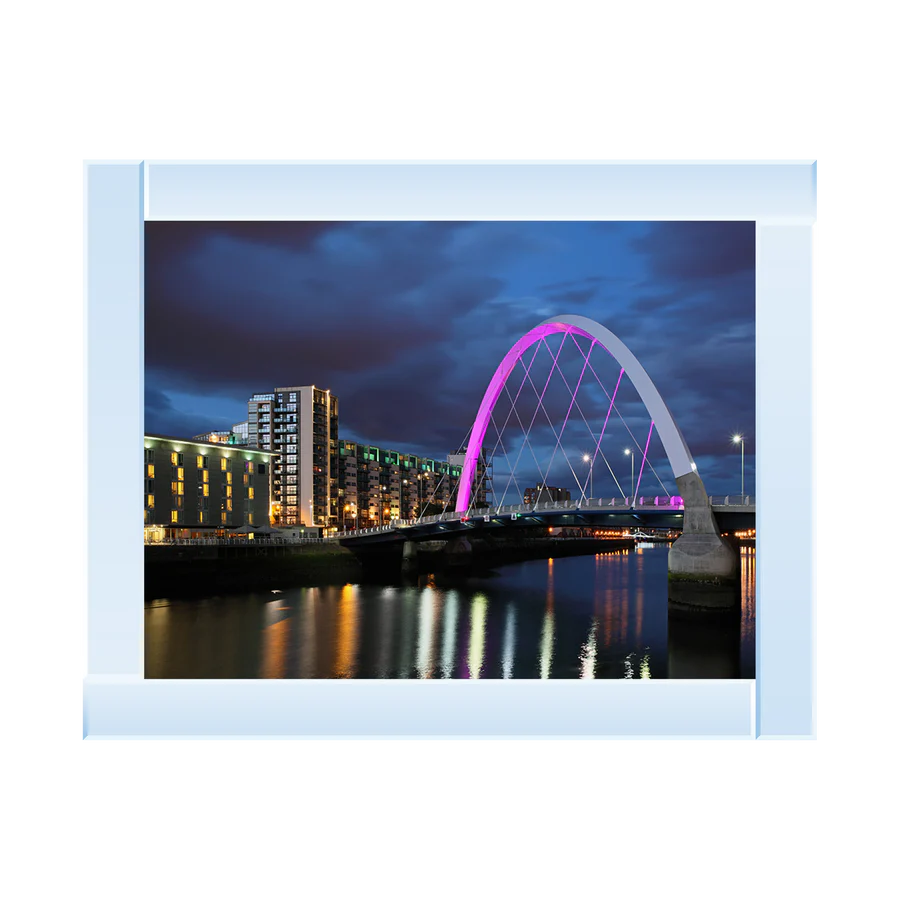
[221,512,228,524]
[226,499,233,511]
[226,472,233,485]
[258,463,267,475]
[202,470,209,484]
[203,484,209,497]
[197,455,205,468]
[171,510,179,523]
[199,511,207,524]
[225,486,233,498]
[171,451,178,465]
[147,463,155,478]
[146,494,155,509]
[248,513,254,525]
[177,467,184,481]
[144,448,155,464]
[248,487,255,500]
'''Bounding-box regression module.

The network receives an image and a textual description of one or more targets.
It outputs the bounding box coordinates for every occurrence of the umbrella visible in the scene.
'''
[230,524,258,534]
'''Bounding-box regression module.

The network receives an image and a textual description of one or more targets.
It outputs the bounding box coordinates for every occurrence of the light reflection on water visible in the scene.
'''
[145,544,756,679]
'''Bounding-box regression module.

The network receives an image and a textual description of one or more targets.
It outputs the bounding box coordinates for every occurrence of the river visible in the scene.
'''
[145,543,755,679]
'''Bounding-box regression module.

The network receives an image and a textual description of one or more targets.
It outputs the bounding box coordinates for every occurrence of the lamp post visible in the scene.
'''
[624,448,634,501]
[732,434,745,498]
[582,453,593,501]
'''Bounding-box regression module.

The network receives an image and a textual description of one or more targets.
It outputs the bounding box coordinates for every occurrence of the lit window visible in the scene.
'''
[221,512,227,524]
[197,455,203,468]
[221,458,227,471]
[243,473,249,486]
[177,467,184,481]
[203,484,209,497]
[171,452,178,465]
[199,511,207,524]
[226,499,233,511]
[248,513,254,525]
[226,472,233,485]
[226,486,232,498]
[147,464,155,478]
[202,470,208,484]
[248,487,254,500]
[171,510,179,523]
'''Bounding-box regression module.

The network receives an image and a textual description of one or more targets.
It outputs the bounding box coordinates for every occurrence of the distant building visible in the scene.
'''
[247,386,338,528]
[144,434,277,542]
[191,423,249,446]
[524,483,571,505]
[448,448,492,509]
[337,441,464,528]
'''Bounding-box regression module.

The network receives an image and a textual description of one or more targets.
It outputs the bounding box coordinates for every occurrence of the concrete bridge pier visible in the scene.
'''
[401,540,418,575]
[443,535,473,570]
[668,471,738,602]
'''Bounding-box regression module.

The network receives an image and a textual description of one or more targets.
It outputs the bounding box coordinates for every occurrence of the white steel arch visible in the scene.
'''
[456,314,697,512]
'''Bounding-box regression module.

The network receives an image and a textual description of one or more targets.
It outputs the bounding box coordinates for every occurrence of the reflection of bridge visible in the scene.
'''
[331,496,755,545]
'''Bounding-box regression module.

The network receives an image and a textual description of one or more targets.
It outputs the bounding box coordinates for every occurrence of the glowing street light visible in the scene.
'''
[624,448,634,501]
[582,452,593,500]
[732,434,745,498]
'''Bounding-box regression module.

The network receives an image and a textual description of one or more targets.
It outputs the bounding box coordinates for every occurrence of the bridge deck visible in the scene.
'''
[331,496,755,544]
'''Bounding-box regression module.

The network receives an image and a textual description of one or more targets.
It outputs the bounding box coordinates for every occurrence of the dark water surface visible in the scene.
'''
[145,544,756,679]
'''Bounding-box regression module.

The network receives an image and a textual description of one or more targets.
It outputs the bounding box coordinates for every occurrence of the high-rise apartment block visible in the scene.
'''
[247,386,338,527]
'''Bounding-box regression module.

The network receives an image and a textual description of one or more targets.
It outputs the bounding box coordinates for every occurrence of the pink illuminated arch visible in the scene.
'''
[455,314,697,512]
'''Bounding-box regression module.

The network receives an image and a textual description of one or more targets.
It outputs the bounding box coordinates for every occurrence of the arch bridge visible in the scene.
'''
[336,315,746,581]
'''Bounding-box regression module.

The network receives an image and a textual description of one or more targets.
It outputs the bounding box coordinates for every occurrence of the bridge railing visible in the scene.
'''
[329,495,758,539]
[147,537,325,546]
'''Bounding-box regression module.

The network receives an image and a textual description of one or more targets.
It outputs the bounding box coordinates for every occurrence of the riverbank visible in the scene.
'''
[145,537,635,597]
[145,543,365,597]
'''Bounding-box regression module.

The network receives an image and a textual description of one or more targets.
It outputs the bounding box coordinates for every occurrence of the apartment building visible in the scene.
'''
[143,434,277,541]
[247,386,338,528]
[337,441,468,528]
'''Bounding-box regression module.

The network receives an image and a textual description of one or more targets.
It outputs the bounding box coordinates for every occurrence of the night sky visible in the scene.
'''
[145,221,755,499]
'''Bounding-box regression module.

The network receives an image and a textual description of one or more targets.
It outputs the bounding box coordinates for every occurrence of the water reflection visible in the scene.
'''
[467,594,488,678]
[145,543,756,680]
[539,560,556,679]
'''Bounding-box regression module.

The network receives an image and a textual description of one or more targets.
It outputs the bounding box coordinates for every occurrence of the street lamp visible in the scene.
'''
[624,448,634,501]
[732,434,745,498]
[582,453,593,500]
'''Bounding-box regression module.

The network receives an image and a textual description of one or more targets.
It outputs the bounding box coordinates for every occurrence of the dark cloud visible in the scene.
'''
[631,221,755,281]
[145,221,756,496]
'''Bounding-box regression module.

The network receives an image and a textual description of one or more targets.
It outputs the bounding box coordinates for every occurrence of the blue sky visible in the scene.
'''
[145,221,755,498]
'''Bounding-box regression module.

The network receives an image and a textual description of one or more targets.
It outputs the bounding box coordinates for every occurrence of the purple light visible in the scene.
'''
[632,421,654,504]
[457,323,573,512]
[591,365,624,468]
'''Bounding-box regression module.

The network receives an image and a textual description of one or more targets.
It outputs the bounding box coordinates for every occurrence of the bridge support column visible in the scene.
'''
[401,540,418,575]
[443,536,473,570]
[668,471,737,600]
